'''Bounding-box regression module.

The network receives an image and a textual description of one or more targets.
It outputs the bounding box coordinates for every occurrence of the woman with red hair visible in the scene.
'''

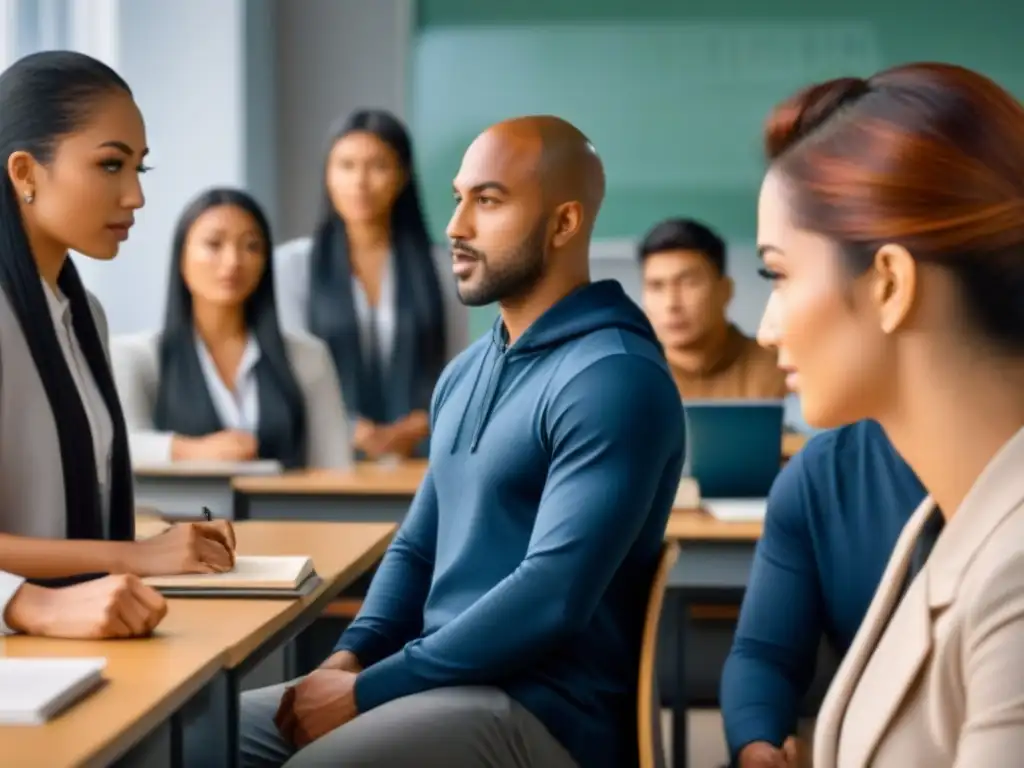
[756,63,1024,767]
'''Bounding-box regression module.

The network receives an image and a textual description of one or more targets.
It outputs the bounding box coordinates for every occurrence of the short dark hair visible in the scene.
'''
[637,218,727,275]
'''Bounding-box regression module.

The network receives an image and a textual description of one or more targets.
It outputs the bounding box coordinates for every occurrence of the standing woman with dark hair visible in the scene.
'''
[111,187,351,469]
[0,51,236,640]
[755,63,1024,767]
[275,109,467,459]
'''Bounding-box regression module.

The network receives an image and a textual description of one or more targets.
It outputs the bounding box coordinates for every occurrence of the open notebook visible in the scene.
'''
[142,556,320,598]
[0,658,106,725]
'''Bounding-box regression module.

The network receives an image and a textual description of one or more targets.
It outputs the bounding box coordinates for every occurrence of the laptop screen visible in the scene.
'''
[683,400,784,499]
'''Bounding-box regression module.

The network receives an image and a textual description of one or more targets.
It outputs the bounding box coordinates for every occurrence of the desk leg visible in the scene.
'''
[673,594,690,768]
[176,670,239,768]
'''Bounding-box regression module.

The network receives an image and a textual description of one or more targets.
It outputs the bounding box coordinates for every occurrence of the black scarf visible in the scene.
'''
[307,218,446,424]
[0,260,134,544]
[153,332,305,469]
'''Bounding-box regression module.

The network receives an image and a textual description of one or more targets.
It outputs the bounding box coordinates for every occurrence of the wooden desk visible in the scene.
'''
[666,507,763,541]
[134,467,238,520]
[0,521,394,768]
[0,620,223,768]
[232,460,427,522]
[664,508,761,768]
[174,520,395,768]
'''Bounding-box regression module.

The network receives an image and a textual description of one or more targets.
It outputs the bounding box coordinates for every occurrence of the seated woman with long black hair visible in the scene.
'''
[275,109,467,460]
[111,188,351,469]
[0,51,235,640]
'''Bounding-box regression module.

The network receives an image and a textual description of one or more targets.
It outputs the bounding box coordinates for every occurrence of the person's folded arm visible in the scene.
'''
[332,470,439,667]
[720,448,825,760]
[353,354,684,713]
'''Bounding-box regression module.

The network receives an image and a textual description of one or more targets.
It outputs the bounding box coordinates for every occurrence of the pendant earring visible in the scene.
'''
[23,191,34,204]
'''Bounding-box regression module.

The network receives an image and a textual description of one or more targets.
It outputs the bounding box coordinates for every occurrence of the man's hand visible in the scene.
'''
[274,669,359,748]
[318,650,363,673]
[738,737,800,767]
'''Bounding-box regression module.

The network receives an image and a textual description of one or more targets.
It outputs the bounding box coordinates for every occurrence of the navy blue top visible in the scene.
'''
[337,281,686,768]
[720,419,926,759]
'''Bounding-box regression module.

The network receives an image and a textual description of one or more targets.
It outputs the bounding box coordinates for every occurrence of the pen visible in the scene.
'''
[202,506,213,522]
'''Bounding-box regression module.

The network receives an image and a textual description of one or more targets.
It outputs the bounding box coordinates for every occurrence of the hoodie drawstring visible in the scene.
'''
[469,348,507,452]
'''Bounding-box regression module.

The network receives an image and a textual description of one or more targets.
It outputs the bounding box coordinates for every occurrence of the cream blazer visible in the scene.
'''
[110,330,352,470]
[814,426,1024,767]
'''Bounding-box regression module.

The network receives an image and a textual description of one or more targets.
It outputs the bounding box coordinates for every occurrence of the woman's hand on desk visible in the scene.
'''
[123,520,236,576]
[170,430,258,462]
[5,574,167,638]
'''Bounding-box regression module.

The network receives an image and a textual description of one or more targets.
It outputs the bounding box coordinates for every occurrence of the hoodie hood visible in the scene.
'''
[496,279,658,356]
[455,280,661,453]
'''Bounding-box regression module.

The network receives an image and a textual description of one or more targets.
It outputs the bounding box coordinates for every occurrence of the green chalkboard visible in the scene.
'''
[411,0,1024,337]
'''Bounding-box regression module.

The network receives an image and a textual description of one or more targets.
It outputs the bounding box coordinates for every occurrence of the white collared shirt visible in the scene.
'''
[41,280,113,536]
[194,332,261,432]
[350,251,396,369]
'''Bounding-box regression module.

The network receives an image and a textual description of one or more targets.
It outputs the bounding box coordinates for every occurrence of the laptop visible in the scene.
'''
[683,399,785,521]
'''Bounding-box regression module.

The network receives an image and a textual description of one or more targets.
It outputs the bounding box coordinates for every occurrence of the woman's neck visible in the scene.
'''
[27,228,68,291]
[345,219,391,260]
[878,351,1024,521]
[192,302,247,348]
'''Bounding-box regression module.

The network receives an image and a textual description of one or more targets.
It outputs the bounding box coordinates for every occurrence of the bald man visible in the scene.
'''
[237,116,685,768]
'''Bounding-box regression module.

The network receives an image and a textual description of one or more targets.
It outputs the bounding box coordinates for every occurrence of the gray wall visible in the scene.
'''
[273,0,412,241]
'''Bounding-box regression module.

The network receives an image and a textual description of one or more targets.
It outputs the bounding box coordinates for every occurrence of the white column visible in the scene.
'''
[67,0,119,65]
[0,0,17,70]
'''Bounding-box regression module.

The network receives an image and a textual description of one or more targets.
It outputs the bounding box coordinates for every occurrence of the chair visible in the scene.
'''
[639,541,679,768]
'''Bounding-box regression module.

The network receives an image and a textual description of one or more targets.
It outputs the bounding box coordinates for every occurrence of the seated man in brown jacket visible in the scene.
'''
[639,217,786,400]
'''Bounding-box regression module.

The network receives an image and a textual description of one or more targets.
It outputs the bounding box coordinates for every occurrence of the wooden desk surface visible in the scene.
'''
[182,521,396,668]
[233,433,805,498]
[233,460,428,496]
[666,507,763,541]
[0,624,223,768]
[0,521,395,767]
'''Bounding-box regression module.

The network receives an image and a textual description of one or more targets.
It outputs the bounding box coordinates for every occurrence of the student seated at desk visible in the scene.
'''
[0,51,234,639]
[274,109,468,460]
[720,420,925,768]
[237,117,684,768]
[111,188,351,469]
[639,218,787,400]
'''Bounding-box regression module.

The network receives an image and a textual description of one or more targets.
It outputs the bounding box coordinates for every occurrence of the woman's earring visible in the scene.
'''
[23,191,34,204]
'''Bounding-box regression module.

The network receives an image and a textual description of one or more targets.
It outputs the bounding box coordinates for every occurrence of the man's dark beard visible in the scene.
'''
[454,223,547,307]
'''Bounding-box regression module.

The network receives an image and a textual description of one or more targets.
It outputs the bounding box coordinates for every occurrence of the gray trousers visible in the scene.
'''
[239,679,578,768]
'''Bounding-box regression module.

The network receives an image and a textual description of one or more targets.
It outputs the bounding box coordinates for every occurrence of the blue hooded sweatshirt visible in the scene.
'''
[336,280,685,767]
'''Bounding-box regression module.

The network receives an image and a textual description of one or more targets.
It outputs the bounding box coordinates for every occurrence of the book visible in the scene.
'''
[142,555,317,596]
[0,658,106,725]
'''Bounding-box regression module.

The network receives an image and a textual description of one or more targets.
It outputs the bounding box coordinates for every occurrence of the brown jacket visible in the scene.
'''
[670,325,786,400]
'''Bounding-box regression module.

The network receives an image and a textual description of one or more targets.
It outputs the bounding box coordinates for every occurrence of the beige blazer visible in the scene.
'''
[110,330,353,470]
[0,287,111,540]
[814,426,1024,768]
